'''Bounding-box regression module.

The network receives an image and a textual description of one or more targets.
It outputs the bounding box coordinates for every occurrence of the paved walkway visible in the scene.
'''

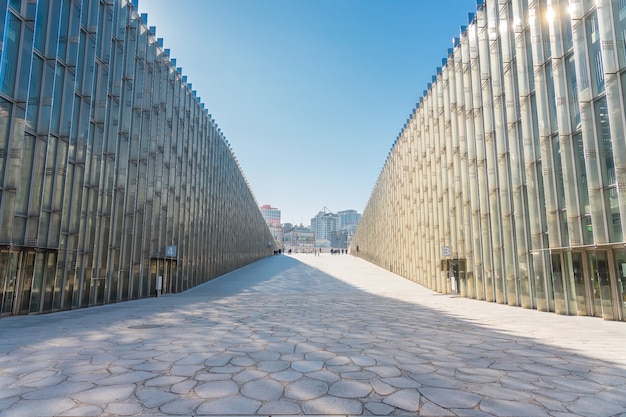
[1,254,625,417]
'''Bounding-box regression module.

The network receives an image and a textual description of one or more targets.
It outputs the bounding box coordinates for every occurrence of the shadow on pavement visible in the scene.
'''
[1,254,625,416]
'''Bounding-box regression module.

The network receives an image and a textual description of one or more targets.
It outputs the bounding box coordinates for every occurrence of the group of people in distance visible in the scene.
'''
[281,248,348,255]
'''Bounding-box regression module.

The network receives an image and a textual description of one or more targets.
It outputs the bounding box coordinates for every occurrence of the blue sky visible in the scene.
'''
[138,0,477,226]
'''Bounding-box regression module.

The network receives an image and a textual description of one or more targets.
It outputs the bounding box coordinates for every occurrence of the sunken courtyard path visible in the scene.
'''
[0,253,625,416]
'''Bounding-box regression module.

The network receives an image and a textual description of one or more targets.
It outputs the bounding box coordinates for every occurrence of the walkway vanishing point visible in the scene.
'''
[1,254,625,417]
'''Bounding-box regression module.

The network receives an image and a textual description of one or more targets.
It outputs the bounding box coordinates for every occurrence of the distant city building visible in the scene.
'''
[337,210,361,229]
[311,208,338,242]
[283,225,315,251]
[329,230,349,249]
[311,208,361,247]
[269,224,284,250]
[260,205,281,226]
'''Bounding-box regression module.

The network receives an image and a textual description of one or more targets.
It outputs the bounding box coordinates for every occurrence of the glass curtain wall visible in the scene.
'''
[352,0,626,321]
[0,0,275,317]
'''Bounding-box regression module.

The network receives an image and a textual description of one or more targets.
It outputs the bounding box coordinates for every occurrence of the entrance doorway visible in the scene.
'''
[0,251,20,316]
[613,249,626,321]
[588,251,615,320]
[150,258,178,295]
[441,258,467,295]
[0,250,36,317]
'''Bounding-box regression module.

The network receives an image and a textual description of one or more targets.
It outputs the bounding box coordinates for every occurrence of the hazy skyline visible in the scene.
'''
[137,0,478,225]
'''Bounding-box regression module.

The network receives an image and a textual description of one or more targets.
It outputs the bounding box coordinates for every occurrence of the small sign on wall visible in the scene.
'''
[165,246,177,258]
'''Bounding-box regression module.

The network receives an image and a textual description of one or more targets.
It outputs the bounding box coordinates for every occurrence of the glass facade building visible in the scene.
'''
[351,0,626,320]
[0,0,275,317]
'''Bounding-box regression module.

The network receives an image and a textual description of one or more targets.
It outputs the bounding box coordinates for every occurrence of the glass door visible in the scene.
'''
[613,249,626,321]
[588,251,615,319]
[15,252,35,315]
[0,252,21,316]
[551,254,567,315]
[166,260,178,293]
[571,252,589,315]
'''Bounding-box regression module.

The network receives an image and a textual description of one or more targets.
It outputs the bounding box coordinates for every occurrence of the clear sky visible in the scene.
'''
[137,0,477,226]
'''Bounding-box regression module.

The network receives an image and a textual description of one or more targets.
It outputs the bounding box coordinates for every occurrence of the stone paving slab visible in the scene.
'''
[0,253,625,416]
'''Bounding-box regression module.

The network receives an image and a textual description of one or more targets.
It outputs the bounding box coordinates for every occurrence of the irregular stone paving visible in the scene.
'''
[1,254,626,416]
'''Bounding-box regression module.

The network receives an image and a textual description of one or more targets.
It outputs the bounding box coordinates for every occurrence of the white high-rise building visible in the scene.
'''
[311,208,338,242]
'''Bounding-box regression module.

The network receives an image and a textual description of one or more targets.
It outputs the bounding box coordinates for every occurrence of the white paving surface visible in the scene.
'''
[0,253,625,416]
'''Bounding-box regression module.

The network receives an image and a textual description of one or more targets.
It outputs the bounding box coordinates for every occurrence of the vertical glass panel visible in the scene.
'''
[623,73,626,125]
[38,211,49,245]
[1,12,21,96]
[25,0,36,21]
[60,70,74,137]
[552,135,566,209]
[614,0,626,68]
[608,187,622,241]
[30,135,45,215]
[561,251,577,315]
[551,254,566,314]
[29,252,45,313]
[594,97,621,242]
[541,2,552,59]
[546,64,558,133]
[567,55,581,132]
[38,61,54,130]
[614,249,626,321]
[26,55,43,131]
[596,251,614,319]
[1,253,20,314]
[17,16,34,103]
[588,251,605,316]
[596,98,615,188]
[13,218,26,245]
[34,0,49,52]
[530,94,541,156]
[15,133,35,215]
[0,252,8,314]
[586,11,605,95]
[571,252,587,315]
[525,30,535,91]
[18,252,35,314]
[75,30,86,91]
[45,0,61,58]
[8,0,21,11]
[41,251,56,312]
[0,99,11,186]
[87,0,98,29]
[59,254,72,310]
[67,2,81,67]
[57,0,70,59]
[583,215,594,244]
[561,3,573,51]
[533,252,548,310]
[573,133,590,214]
[120,270,128,301]
[560,211,569,247]
[85,33,96,93]
[51,65,64,133]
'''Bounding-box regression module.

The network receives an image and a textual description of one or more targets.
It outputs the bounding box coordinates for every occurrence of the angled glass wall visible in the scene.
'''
[0,0,275,317]
[352,0,626,321]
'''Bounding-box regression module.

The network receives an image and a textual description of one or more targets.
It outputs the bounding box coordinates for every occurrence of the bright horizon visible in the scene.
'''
[137,0,478,226]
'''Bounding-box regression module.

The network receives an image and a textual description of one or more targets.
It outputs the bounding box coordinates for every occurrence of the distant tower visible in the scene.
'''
[311,207,338,241]
[260,204,281,226]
